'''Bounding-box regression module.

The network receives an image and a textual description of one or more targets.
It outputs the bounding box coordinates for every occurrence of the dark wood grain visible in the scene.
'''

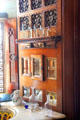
[76,0,80,119]
[62,0,79,120]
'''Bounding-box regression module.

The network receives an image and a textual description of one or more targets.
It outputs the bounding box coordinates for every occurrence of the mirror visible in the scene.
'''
[46,91,57,106]
[23,87,30,98]
[31,55,43,81]
[47,58,57,80]
[34,89,43,102]
[21,57,30,76]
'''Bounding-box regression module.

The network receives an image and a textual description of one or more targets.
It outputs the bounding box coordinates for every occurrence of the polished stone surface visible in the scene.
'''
[1,101,66,120]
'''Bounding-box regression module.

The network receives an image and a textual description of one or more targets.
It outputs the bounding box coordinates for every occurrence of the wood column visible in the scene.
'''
[62,0,79,120]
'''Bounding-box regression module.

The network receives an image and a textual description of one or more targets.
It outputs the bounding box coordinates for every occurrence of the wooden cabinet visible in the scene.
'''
[17,0,61,40]
[17,0,80,120]
[17,0,62,112]
[18,44,62,112]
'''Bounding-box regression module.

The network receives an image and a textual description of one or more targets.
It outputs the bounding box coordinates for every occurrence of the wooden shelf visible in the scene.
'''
[17,36,61,48]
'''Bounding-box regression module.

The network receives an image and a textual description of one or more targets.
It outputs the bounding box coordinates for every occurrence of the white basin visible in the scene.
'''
[0,107,16,120]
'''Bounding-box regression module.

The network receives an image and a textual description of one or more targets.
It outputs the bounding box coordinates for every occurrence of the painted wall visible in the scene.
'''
[0,0,17,18]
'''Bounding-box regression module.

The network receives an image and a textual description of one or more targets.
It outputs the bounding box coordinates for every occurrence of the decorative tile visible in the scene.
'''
[31,13,42,29]
[20,16,29,31]
[45,9,57,27]
[44,0,56,6]
[19,0,29,13]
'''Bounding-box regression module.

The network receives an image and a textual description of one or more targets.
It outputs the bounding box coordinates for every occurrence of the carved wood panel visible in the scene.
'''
[20,16,29,30]
[19,0,29,13]
[17,0,61,39]
[44,0,56,6]
[31,13,42,29]
[31,0,42,10]
[45,9,57,27]
[8,18,18,89]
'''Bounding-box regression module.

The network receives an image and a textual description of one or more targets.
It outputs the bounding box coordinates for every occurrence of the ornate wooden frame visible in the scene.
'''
[17,0,61,39]
[47,57,57,80]
[46,91,57,106]
[31,55,44,81]
[21,57,30,76]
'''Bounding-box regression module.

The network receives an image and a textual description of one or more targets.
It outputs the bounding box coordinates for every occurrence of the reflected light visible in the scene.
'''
[0,0,7,12]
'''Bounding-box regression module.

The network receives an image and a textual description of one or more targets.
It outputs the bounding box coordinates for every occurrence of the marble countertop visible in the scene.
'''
[1,101,66,120]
